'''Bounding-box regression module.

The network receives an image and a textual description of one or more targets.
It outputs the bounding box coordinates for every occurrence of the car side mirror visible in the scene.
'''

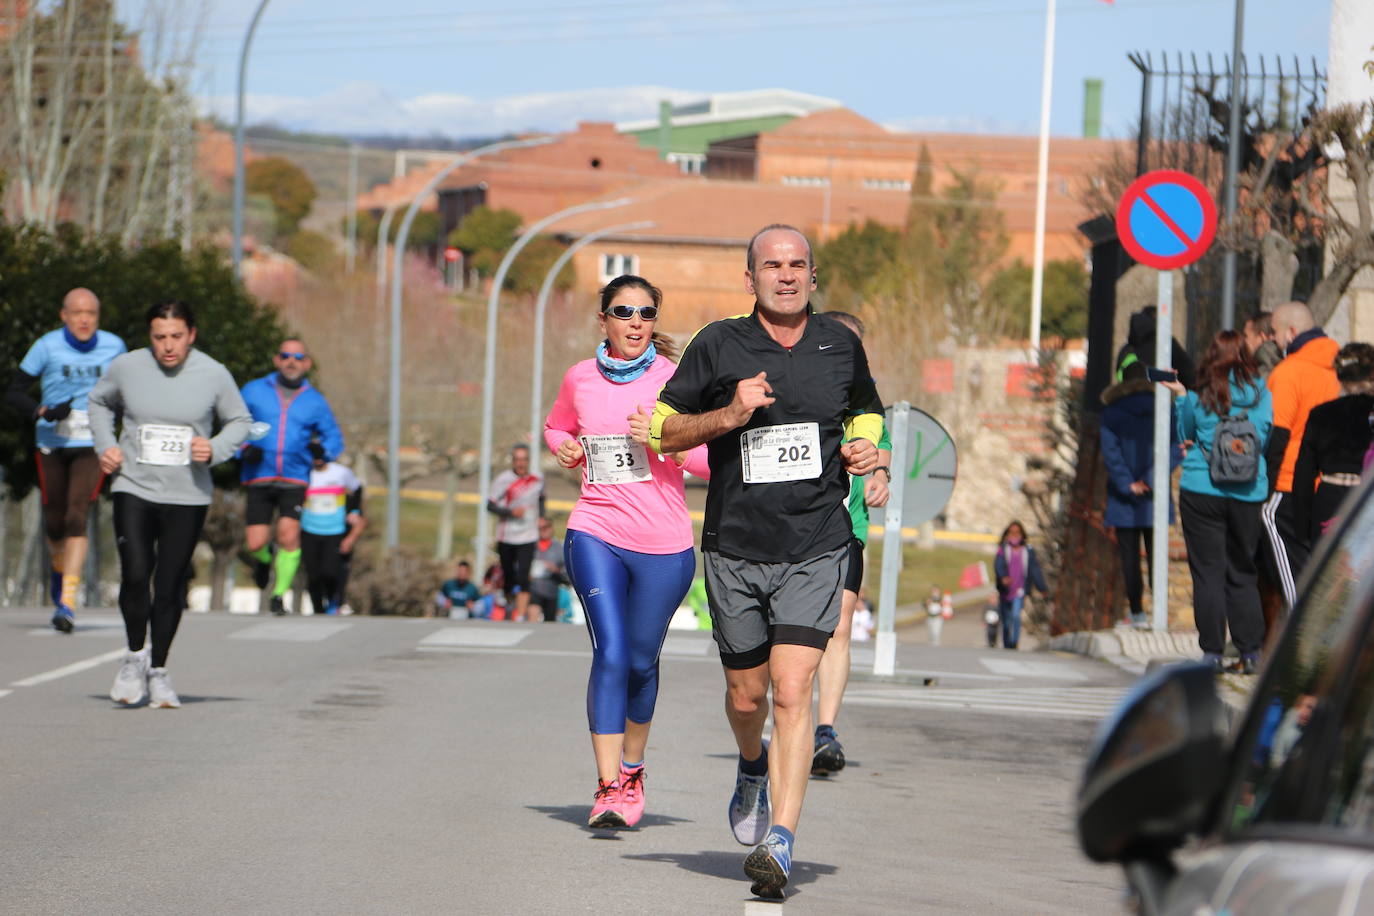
[1077,662,1226,863]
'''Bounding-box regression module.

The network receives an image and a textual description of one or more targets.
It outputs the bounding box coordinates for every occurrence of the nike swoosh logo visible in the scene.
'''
[818,344,834,350]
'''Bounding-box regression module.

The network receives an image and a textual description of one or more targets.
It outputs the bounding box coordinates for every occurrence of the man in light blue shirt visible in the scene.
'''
[6,288,126,632]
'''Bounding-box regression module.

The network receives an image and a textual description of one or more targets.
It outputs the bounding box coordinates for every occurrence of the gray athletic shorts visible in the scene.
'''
[703,543,848,669]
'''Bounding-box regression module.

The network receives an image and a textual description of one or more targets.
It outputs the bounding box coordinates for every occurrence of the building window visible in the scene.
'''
[600,253,639,281]
[862,178,911,191]
[781,175,829,188]
[667,153,705,175]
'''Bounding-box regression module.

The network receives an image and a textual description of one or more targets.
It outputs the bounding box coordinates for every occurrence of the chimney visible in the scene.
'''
[1082,78,1103,139]
[657,101,672,160]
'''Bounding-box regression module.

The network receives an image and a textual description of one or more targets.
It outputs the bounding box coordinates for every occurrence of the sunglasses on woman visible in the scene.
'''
[603,304,658,321]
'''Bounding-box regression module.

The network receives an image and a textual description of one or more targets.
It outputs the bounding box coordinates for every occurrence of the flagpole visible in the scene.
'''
[1029,0,1056,353]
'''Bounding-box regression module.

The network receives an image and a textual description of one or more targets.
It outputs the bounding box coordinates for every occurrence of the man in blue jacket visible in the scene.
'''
[239,338,344,615]
[1099,360,1182,627]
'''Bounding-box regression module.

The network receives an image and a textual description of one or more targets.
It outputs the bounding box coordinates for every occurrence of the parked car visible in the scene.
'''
[1076,477,1374,914]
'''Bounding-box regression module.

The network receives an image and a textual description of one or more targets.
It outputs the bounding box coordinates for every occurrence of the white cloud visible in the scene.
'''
[199,82,706,137]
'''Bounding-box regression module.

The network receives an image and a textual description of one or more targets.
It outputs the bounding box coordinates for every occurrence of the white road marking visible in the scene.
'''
[878,668,1013,682]
[980,657,1089,681]
[419,627,532,648]
[229,621,353,642]
[10,648,126,687]
[0,689,12,700]
[844,686,1130,720]
[744,901,781,915]
[661,637,711,656]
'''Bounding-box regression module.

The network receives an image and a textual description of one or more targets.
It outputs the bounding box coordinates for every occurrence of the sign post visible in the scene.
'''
[1115,170,1217,631]
[873,403,958,676]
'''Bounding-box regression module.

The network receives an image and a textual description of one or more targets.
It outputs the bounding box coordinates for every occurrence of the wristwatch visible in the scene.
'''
[872,465,891,480]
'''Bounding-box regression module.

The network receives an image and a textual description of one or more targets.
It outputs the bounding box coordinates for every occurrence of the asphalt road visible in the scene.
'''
[0,607,1136,915]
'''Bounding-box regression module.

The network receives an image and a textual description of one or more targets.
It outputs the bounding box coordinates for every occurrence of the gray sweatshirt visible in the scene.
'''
[88,348,253,506]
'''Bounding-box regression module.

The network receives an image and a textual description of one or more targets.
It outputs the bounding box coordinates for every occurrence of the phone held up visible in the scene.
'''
[1146,367,1179,383]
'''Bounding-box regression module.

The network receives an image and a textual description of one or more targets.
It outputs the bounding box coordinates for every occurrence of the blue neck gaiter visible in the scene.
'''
[63,328,98,353]
[596,341,656,383]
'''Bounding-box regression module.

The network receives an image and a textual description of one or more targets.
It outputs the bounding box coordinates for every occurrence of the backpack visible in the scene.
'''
[1203,411,1261,485]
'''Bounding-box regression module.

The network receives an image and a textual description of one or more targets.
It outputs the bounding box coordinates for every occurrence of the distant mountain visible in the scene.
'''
[200,82,705,139]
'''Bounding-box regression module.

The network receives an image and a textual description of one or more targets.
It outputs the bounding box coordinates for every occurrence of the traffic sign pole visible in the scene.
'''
[874,401,909,678]
[1116,169,1218,634]
[1151,272,1172,631]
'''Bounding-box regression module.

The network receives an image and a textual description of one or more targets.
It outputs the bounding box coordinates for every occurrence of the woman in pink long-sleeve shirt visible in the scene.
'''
[544,275,708,830]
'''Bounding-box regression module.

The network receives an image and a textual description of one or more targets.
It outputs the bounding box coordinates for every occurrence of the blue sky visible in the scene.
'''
[116,0,1334,139]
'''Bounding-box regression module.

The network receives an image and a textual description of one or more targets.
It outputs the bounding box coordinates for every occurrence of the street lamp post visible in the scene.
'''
[528,221,655,450]
[375,199,401,313]
[231,0,272,280]
[384,136,556,548]
[472,197,632,572]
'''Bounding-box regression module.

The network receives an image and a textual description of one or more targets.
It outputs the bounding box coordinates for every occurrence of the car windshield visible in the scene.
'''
[1230,483,1374,834]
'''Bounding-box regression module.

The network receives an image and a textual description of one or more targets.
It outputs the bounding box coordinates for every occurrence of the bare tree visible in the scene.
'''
[1077,82,1374,323]
[0,0,205,240]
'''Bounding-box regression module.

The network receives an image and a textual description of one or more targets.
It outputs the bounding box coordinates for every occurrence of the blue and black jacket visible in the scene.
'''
[239,373,343,487]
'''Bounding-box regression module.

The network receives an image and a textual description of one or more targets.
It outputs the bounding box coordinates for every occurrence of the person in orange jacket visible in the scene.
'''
[1262,301,1340,608]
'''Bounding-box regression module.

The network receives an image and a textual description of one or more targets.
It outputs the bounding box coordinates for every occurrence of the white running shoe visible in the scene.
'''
[110,648,150,705]
[147,667,181,709]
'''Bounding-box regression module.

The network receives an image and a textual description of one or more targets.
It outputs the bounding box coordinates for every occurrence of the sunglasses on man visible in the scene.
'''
[278,351,308,361]
[602,304,658,321]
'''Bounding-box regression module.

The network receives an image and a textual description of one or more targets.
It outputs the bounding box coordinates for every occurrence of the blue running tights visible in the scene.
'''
[564,529,696,735]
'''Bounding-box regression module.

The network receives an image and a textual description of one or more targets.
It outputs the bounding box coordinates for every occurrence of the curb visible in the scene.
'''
[1050,626,1254,723]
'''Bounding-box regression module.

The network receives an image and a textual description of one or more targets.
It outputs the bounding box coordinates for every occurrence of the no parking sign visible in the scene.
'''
[1115,169,1217,270]
[1115,169,1217,633]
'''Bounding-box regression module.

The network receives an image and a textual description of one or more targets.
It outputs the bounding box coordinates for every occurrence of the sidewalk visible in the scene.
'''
[1045,623,1257,722]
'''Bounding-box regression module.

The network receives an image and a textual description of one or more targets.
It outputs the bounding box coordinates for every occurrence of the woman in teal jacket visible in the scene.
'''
[1162,330,1273,674]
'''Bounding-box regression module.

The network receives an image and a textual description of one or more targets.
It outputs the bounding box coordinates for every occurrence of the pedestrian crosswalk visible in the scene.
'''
[10,612,1131,721]
[843,685,1130,721]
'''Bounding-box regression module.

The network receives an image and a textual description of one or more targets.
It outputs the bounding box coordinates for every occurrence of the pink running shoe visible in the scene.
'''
[588,779,627,828]
[619,764,646,827]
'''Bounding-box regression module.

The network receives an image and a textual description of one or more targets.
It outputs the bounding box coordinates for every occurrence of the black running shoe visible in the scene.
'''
[811,728,846,776]
[238,548,271,590]
[270,595,287,616]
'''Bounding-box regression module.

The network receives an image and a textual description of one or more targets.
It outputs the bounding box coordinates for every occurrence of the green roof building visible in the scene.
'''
[618,88,841,174]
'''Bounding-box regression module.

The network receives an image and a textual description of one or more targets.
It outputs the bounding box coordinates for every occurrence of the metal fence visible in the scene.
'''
[1128,51,1327,351]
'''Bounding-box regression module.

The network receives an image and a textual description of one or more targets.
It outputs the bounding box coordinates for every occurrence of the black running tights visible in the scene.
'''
[301,532,344,614]
[113,493,207,667]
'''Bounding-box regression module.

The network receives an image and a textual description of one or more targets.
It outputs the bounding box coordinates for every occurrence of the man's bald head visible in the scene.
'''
[60,287,100,342]
[1271,301,1316,351]
[63,287,99,311]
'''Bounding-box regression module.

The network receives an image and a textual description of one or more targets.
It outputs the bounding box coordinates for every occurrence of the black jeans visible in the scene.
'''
[1179,490,1265,656]
[1114,527,1155,619]
[112,493,208,667]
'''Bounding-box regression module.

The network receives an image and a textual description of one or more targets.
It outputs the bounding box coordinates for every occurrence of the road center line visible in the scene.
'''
[11,648,125,687]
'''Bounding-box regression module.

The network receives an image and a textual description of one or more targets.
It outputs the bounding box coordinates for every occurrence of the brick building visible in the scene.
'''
[429,122,683,242]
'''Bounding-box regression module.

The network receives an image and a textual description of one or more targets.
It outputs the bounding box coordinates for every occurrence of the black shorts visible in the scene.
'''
[845,538,865,593]
[498,541,535,593]
[246,485,306,526]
